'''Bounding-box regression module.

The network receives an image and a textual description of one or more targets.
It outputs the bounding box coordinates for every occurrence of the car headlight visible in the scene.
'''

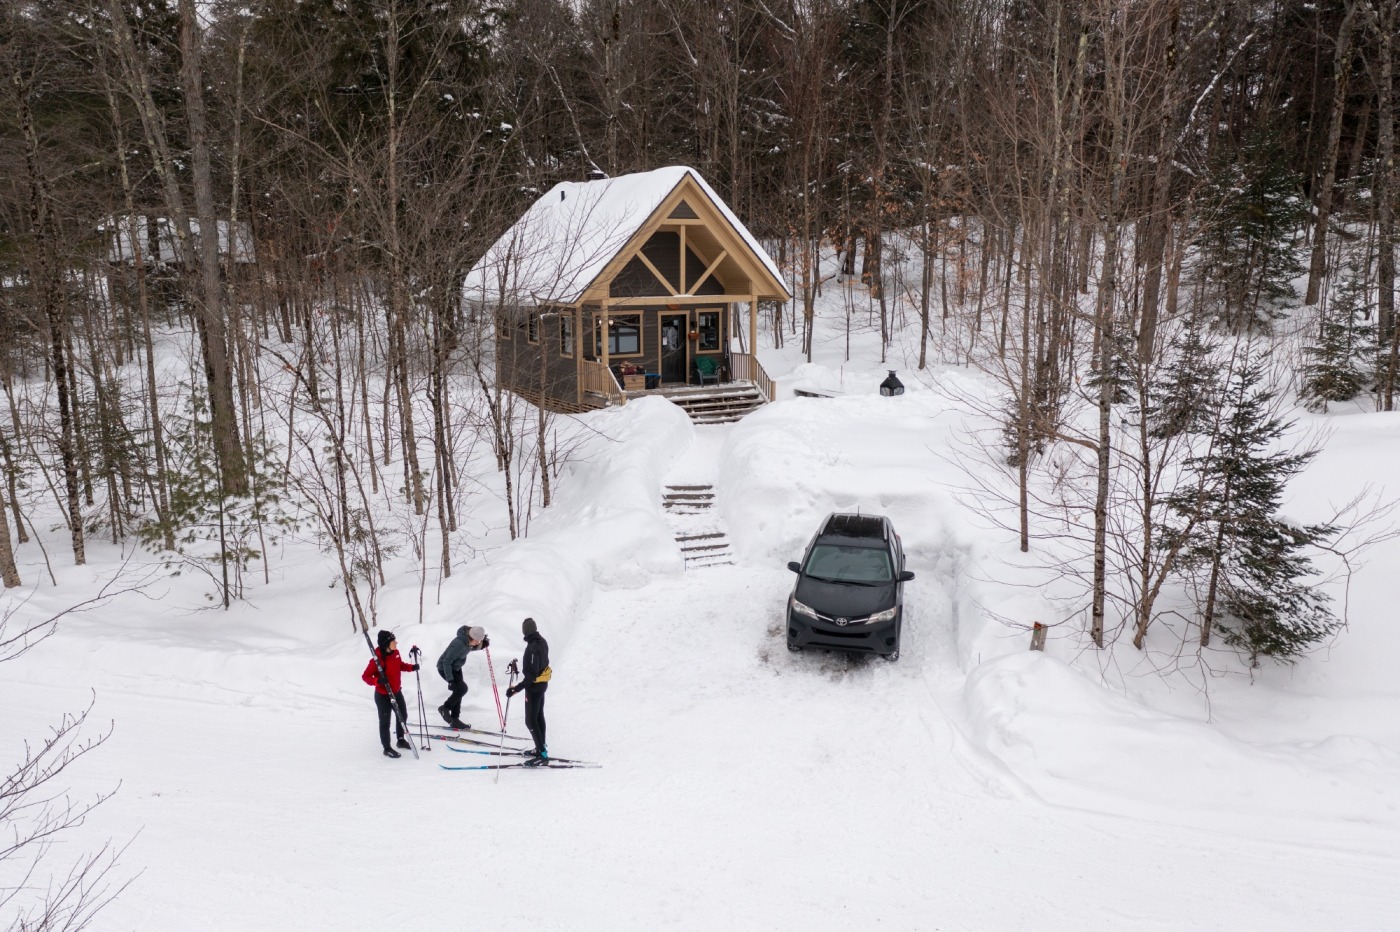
[790,597,820,620]
[864,606,897,625]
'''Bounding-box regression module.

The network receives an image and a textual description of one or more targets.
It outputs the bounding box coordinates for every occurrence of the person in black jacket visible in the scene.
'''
[435,625,487,729]
[505,617,551,764]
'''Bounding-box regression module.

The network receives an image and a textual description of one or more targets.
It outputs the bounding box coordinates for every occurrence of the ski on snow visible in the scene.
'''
[418,730,530,750]
[439,758,602,771]
[409,722,531,742]
[442,744,597,765]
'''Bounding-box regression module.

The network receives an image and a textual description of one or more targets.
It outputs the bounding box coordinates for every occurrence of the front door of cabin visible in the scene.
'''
[659,313,688,384]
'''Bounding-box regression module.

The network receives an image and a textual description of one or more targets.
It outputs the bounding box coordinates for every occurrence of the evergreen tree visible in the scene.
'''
[1195,129,1308,331]
[1300,268,1374,411]
[136,388,298,606]
[1147,316,1220,438]
[1166,359,1338,665]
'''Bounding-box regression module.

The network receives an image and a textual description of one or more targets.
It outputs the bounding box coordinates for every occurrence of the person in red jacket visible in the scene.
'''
[362,629,418,759]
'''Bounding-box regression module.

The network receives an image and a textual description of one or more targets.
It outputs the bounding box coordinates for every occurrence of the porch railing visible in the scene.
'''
[580,359,626,407]
[729,353,776,402]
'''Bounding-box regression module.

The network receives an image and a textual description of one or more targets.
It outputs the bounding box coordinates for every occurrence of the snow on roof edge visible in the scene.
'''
[463,166,789,306]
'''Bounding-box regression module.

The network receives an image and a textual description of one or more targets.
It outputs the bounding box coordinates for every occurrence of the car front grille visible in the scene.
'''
[811,610,868,626]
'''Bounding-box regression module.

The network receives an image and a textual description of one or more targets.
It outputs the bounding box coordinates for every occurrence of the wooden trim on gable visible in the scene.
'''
[635,250,679,295]
[579,174,787,303]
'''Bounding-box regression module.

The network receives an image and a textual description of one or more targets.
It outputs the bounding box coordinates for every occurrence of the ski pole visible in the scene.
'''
[495,661,518,786]
[485,644,506,732]
[409,645,430,752]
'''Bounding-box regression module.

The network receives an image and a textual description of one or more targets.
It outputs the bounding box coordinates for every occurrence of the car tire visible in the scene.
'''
[883,649,900,662]
[786,642,802,653]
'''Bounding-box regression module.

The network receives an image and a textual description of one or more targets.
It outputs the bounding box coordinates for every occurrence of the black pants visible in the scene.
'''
[442,673,468,719]
[523,686,547,754]
[375,690,408,749]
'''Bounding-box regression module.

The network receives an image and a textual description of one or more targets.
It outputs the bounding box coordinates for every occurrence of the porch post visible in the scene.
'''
[749,297,758,355]
[601,298,611,371]
[574,304,583,407]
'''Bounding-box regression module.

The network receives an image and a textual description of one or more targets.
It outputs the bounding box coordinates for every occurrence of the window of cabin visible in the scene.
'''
[595,314,641,356]
[527,313,540,343]
[697,310,720,351]
[560,314,574,357]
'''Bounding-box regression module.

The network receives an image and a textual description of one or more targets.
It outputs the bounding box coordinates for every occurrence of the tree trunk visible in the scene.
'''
[14,69,85,566]
[1305,2,1361,306]
[178,0,247,495]
[1136,0,1183,361]
[1091,5,1129,650]
[0,477,18,587]
[1376,0,1396,408]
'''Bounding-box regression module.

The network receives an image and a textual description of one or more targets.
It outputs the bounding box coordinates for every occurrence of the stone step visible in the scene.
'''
[675,532,725,542]
[666,484,713,492]
[663,491,715,501]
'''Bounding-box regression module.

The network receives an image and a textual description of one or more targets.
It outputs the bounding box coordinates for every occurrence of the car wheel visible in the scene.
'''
[883,649,900,662]
[787,642,802,653]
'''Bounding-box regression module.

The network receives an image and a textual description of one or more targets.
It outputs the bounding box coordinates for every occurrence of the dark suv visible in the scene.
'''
[785,513,914,661]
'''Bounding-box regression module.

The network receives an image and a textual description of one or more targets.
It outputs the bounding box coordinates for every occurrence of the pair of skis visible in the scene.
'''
[410,721,532,743]
[441,743,597,765]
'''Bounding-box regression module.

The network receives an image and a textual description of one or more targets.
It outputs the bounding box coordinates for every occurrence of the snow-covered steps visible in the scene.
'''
[663,485,715,514]
[663,485,733,568]
[656,383,766,424]
[675,532,733,569]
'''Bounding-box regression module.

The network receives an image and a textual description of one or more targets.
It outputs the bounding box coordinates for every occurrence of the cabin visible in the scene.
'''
[463,166,791,415]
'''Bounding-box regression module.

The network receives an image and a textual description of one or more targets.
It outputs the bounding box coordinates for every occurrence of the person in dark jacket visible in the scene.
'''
[361,629,418,759]
[435,625,488,729]
[505,617,551,764]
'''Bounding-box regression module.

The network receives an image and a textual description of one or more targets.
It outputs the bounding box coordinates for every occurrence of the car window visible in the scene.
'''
[804,545,892,583]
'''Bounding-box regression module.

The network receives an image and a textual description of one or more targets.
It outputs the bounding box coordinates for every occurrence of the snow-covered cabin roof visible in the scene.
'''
[463,166,788,305]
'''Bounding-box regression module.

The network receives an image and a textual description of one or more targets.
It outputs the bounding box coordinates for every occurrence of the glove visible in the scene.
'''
[480,636,490,650]
[506,684,520,698]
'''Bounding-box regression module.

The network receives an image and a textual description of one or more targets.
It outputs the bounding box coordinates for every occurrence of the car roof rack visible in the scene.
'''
[822,513,887,541]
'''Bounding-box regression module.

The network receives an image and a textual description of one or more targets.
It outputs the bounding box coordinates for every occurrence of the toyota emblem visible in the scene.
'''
[835,617,849,626]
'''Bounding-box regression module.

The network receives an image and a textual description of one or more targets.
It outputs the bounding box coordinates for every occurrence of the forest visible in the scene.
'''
[1,0,1397,662]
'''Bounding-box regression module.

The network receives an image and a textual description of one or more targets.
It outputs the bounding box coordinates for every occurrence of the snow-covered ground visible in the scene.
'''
[6,279,1400,930]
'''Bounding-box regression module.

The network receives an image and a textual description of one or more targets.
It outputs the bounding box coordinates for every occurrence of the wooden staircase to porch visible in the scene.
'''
[652,383,767,425]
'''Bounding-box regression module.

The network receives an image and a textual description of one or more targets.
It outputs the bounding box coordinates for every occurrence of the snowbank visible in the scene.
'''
[964,651,1400,850]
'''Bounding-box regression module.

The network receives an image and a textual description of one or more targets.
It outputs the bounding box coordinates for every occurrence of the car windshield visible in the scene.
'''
[803,545,892,583]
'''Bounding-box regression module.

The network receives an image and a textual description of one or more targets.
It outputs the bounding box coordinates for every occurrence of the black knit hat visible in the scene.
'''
[377,629,395,650]
[522,617,538,637]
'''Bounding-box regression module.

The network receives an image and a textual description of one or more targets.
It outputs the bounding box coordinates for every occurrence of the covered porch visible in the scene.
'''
[576,298,777,409]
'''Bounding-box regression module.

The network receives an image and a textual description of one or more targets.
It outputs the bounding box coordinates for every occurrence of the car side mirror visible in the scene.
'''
[899,570,915,582]
[787,561,802,573]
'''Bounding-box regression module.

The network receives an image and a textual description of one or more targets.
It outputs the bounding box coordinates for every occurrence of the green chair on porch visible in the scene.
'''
[694,355,721,386]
